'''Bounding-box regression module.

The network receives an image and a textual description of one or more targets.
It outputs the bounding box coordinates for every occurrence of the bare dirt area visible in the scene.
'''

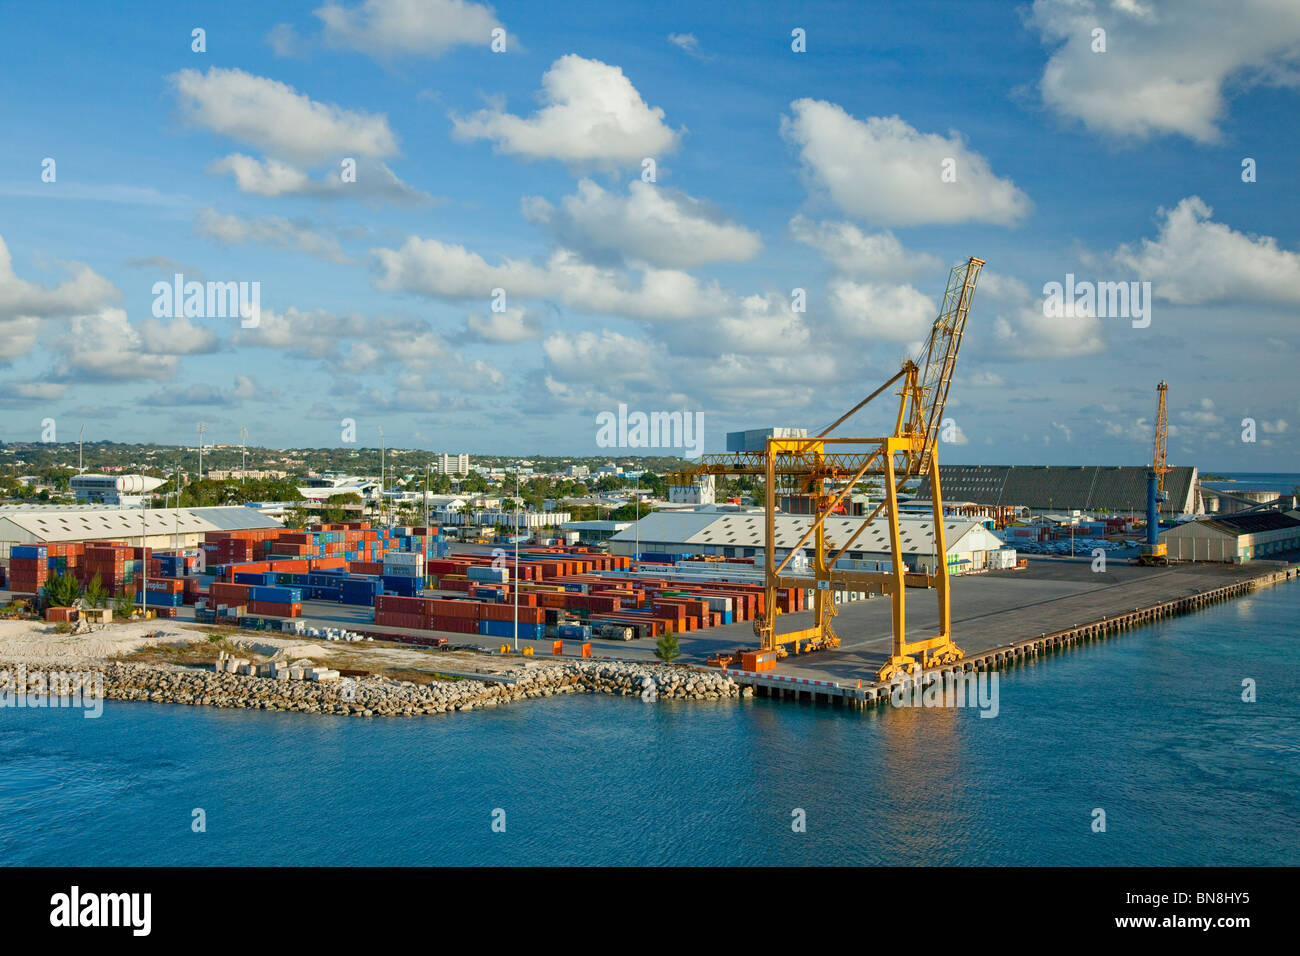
[0,618,205,665]
[0,618,521,684]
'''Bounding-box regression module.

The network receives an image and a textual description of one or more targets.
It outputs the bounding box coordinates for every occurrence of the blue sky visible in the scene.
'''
[1,0,1297,470]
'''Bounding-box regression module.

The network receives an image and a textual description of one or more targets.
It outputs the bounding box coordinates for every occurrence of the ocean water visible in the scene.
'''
[1200,472,1300,494]
[1,584,1297,866]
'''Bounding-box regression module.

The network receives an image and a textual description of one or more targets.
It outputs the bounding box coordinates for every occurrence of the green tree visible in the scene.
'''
[84,573,109,608]
[113,593,135,619]
[40,573,83,608]
[654,631,681,663]
[610,503,647,521]
[322,492,361,523]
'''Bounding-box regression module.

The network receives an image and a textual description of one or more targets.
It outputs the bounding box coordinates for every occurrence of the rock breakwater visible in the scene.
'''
[1,658,750,717]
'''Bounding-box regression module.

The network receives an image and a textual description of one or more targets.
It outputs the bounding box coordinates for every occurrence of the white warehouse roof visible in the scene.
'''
[0,506,282,544]
[609,511,1002,556]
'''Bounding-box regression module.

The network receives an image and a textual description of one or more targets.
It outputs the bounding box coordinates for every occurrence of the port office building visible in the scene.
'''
[917,465,1202,515]
[1159,512,1300,562]
[608,510,1008,574]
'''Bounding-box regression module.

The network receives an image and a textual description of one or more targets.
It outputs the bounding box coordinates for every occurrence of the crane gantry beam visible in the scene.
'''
[669,256,985,681]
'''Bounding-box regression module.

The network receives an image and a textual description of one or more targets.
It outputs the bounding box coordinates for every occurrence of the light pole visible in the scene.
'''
[513,469,520,652]
[634,473,640,564]
[378,425,385,527]
[173,465,181,552]
[197,422,207,483]
[240,426,247,484]
[138,494,148,620]
[78,424,84,474]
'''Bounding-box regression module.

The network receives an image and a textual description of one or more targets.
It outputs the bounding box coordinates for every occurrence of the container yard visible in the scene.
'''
[5,513,1291,697]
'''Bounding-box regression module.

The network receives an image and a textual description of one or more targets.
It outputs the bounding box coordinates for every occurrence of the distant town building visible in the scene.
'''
[69,473,165,508]
[206,469,289,481]
[669,474,715,505]
[433,453,470,476]
[561,520,631,543]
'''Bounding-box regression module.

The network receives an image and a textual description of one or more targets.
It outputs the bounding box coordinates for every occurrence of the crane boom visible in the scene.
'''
[911,258,985,474]
[1153,381,1169,496]
[666,257,985,681]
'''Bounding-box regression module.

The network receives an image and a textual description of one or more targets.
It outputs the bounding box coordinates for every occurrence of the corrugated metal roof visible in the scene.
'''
[1198,513,1300,537]
[610,511,997,555]
[918,465,1200,514]
[0,506,281,542]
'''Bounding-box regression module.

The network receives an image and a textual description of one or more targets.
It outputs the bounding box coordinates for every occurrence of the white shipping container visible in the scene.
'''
[383,551,423,565]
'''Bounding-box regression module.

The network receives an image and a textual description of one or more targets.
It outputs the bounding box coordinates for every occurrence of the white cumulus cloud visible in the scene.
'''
[827,278,936,345]
[463,308,542,343]
[372,238,729,321]
[524,179,761,268]
[1028,0,1300,142]
[452,55,681,166]
[1111,196,1300,305]
[790,215,943,280]
[313,0,503,58]
[170,67,398,164]
[781,99,1031,226]
[195,208,352,264]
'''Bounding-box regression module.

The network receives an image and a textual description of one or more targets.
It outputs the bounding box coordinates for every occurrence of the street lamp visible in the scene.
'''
[197,422,207,482]
[513,469,520,652]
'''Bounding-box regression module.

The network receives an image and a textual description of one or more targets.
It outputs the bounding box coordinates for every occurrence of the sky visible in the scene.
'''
[0,0,1297,470]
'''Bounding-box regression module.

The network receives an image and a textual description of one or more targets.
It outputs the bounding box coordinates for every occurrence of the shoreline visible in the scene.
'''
[0,656,747,717]
[3,562,1294,719]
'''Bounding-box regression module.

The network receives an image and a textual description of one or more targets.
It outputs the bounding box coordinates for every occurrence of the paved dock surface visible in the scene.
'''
[1,556,1281,687]
[289,557,1274,684]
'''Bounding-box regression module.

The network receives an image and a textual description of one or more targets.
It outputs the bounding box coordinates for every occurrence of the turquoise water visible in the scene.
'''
[1,584,1297,866]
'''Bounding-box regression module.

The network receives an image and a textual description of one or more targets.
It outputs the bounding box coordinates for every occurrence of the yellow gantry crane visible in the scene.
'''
[670,257,985,681]
[1137,382,1171,566]
[1153,381,1170,494]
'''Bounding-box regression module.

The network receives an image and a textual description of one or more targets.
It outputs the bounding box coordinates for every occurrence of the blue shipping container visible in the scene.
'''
[134,592,184,607]
[249,586,302,604]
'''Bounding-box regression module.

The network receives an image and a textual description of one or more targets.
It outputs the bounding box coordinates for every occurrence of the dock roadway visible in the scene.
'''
[277,556,1278,685]
[8,556,1270,687]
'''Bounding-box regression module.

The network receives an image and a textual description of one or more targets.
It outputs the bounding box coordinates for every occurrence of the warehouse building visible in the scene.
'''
[608,511,1009,574]
[1159,512,1300,562]
[0,505,282,564]
[917,465,1202,515]
[560,520,631,544]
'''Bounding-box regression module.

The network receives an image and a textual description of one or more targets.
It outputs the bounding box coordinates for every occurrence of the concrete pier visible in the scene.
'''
[727,564,1299,710]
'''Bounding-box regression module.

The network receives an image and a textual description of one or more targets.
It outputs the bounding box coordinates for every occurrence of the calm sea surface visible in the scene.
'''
[2,583,1297,866]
